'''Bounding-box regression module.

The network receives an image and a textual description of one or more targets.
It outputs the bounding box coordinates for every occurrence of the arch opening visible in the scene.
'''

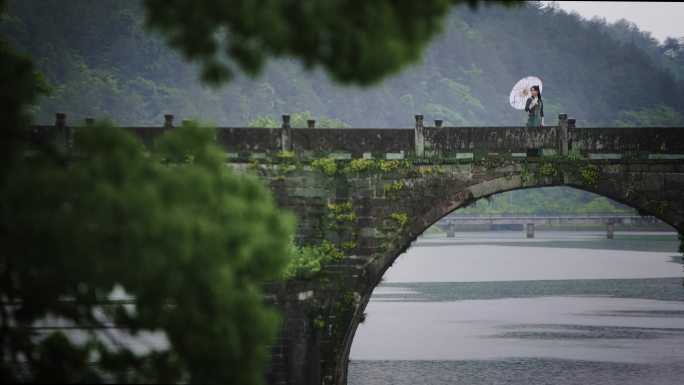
[342,186,683,385]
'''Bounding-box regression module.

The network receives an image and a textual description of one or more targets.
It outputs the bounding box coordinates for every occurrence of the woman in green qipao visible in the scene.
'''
[525,85,544,127]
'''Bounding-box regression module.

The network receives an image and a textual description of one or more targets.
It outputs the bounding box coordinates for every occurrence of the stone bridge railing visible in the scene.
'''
[27,113,684,161]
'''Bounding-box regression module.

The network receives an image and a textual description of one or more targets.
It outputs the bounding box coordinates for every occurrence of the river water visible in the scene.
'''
[348,231,684,385]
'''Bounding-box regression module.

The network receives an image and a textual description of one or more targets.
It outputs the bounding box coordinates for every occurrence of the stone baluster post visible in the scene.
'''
[307,119,316,128]
[164,114,174,129]
[526,223,534,238]
[55,112,69,148]
[281,114,292,152]
[414,114,424,158]
[434,119,443,128]
[557,113,568,156]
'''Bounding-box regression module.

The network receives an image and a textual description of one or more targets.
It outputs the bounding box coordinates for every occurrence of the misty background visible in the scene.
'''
[1,0,683,129]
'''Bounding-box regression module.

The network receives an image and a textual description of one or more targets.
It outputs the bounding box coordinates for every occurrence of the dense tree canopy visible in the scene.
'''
[1,119,297,384]
[1,118,297,383]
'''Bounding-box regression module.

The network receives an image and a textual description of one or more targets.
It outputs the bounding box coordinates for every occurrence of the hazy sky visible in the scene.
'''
[543,1,684,43]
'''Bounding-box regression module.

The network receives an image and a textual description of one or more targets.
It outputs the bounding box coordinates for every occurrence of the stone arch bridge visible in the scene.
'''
[32,113,684,385]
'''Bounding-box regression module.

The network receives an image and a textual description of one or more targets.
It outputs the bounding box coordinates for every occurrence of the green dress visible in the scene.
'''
[525,97,544,127]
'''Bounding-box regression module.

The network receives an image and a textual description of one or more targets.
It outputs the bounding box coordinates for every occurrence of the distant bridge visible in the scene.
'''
[436,214,664,238]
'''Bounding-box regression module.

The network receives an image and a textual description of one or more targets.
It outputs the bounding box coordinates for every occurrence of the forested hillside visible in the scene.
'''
[1,0,683,128]
[457,187,633,215]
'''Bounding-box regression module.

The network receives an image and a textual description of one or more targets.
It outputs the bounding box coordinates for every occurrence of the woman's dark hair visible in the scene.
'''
[531,85,542,102]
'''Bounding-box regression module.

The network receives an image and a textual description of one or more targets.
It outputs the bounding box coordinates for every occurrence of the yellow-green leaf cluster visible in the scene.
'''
[311,157,337,176]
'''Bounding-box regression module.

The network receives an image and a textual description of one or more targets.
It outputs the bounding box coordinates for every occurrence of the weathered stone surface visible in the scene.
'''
[217,127,281,151]
[293,128,414,154]
[569,126,684,153]
[424,126,558,153]
[253,159,684,385]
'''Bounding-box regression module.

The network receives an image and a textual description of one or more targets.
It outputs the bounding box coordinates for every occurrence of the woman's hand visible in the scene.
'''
[541,117,545,127]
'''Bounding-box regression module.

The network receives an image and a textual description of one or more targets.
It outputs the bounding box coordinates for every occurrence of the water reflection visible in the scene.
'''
[349,359,684,385]
[349,232,684,385]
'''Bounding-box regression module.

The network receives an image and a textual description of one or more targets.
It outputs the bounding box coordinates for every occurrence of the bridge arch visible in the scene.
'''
[369,171,682,296]
[336,168,683,384]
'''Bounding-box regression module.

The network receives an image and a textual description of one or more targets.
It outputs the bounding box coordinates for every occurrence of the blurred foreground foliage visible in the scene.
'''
[0,17,296,380]
[0,118,295,384]
[142,0,518,85]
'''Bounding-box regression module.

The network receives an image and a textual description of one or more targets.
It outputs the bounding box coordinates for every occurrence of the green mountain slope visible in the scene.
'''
[1,0,683,128]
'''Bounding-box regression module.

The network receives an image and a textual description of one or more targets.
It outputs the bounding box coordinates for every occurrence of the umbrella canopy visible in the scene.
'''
[509,76,543,110]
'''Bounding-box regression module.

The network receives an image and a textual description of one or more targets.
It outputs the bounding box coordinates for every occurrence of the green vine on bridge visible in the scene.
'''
[331,290,358,364]
[388,213,409,227]
[383,180,405,200]
[311,157,338,176]
[527,152,606,186]
[284,197,361,280]
[539,163,558,177]
[309,157,412,176]
[646,199,669,215]
[327,200,357,225]
[284,241,346,280]
[520,164,531,183]
[376,212,410,254]
[304,283,358,371]
[580,164,600,184]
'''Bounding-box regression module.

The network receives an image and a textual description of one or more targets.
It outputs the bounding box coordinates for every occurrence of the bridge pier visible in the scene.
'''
[606,222,614,239]
[446,223,455,238]
[526,223,534,238]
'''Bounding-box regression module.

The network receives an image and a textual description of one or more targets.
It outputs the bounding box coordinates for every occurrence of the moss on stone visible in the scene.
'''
[540,163,558,177]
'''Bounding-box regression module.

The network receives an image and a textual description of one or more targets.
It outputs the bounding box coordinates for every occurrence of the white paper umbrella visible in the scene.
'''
[509,76,543,110]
